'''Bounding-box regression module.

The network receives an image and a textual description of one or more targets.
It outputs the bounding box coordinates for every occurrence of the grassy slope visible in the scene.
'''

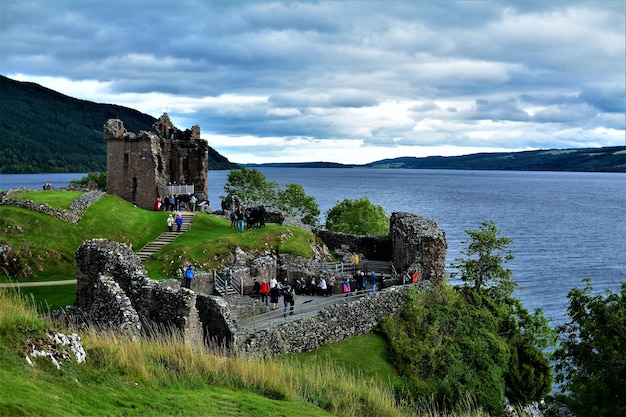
[1,191,315,281]
[0,290,416,417]
[0,192,494,417]
[1,191,317,310]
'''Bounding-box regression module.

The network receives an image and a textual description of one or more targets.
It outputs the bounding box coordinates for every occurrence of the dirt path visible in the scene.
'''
[0,280,77,288]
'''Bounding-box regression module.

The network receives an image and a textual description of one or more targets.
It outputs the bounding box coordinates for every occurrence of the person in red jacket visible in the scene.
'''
[259,279,270,306]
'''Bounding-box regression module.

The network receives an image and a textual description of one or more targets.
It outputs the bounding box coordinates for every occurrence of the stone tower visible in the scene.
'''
[103,113,208,210]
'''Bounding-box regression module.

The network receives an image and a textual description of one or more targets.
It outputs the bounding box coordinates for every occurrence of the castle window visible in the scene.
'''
[124,153,129,167]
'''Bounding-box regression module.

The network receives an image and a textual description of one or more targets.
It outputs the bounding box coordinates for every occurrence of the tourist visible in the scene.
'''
[163,195,170,212]
[342,278,351,294]
[189,194,197,212]
[369,271,377,293]
[183,265,194,289]
[252,279,261,300]
[403,271,411,285]
[169,195,175,211]
[327,275,336,296]
[270,284,281,310]
[318,277,327,296]
[236,208,245,232]
[259,279,270,305]
[230,210,236,228]
[310,277,316,294]
[379,272,386,290]
[353,269,361,291]
[411,271,420,283]
[175,213,183,232]
[269,276,278,289]
[283,285,295,317]
[167,214,174,232]
[359,271,367,293]
[154,198,162,211]
[259,205,266,228]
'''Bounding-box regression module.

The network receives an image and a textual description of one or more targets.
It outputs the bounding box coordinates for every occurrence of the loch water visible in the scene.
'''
[2,169,624,326]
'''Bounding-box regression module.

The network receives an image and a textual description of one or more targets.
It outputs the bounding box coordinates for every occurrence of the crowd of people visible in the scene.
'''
[154,193,200,213]
[230,205,266,233]
[249,269,421,318]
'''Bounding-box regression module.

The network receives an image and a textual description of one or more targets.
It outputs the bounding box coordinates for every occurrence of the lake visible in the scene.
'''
[2,169,624,325]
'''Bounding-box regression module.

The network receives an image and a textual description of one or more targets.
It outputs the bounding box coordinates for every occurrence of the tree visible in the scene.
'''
[552,279,626,417]
[222,167,320,226]
[451,221,554,406]
[324,196,389,235]
[276,183,320,227]
[222,166,279,207]
[450,220,515,301]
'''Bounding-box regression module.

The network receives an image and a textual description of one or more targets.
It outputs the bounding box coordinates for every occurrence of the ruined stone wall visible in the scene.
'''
[104,114,208,210]
[313,229,392,261]
[74,239,199,343]
[0,189,104,223]
[314,211,446,281]
[104,125,163,209]
[390,212,447,281]
[234,285,413,357]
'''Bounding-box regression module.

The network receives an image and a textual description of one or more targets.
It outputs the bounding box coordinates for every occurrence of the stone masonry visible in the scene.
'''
[104,113,208,210]
[68,210,446,355]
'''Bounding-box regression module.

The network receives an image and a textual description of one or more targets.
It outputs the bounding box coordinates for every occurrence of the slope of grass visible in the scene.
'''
[1,191,317,285]
[0,289,496,417]
[143,214,316,279]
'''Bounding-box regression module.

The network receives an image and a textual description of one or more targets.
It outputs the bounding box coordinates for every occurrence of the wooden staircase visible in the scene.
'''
[136,212,195,262]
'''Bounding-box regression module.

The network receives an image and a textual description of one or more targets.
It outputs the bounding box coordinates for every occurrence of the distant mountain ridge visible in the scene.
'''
[1,75,624,173]
[0,75,237,174]
[246,148,626,172]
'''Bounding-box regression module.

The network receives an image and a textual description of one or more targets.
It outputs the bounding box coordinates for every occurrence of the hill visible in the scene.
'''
[365,147,626,172]
[246,147,626,172]
[0,75,237,173]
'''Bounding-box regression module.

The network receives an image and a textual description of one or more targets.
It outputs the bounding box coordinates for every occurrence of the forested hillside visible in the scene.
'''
[0,75,237,173]
[365,147,626,172]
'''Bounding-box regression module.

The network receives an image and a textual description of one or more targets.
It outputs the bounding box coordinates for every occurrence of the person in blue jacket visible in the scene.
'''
[183,265,194,289]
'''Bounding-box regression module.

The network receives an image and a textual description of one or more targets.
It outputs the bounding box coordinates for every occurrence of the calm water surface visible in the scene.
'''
[2,169,624,325]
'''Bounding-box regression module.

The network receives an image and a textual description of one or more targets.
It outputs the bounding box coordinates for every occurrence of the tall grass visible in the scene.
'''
[0,289,43,337]
[0,288,505,417]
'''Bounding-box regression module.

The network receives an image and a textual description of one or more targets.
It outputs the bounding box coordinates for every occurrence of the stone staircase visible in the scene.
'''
[136,211,195,262]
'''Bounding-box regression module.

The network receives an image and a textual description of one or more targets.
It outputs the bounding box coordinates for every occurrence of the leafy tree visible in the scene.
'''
[552,279,626,417]
[222,166,279,207]
[276,183,320,227]
[381,285,510,416]
[450,220,515,301]
[222,167,320,226]
[324,196,389,235]
[71,172,107,190]
[450,221,553,406]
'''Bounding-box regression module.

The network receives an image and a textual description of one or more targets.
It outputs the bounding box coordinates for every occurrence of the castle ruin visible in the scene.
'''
[103,113,208,210]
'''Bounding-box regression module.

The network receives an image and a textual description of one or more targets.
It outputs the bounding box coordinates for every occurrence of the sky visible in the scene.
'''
[1,1,625,165]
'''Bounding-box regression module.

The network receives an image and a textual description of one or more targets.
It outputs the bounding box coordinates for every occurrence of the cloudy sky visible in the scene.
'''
[2,1,624,164]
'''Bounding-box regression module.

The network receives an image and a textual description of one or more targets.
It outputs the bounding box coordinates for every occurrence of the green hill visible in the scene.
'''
[0,75,237,173]
[365,147,626,172]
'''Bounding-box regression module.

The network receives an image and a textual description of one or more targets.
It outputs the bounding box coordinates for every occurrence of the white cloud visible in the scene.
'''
[2,0,624,165]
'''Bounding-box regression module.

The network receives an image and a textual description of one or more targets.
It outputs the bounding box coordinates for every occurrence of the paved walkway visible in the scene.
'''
[239,290,372,332]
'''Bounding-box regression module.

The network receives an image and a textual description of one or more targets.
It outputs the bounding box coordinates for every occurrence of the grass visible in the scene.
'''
[1,191,317,284]
[144,214,316,279]
[12,190,84,210]
[0,289,500,417]
[0,192,518,416]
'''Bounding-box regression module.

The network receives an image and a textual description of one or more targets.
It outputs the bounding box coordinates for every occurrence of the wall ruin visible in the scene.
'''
[68,211,446,354]
[104,113,208,210]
